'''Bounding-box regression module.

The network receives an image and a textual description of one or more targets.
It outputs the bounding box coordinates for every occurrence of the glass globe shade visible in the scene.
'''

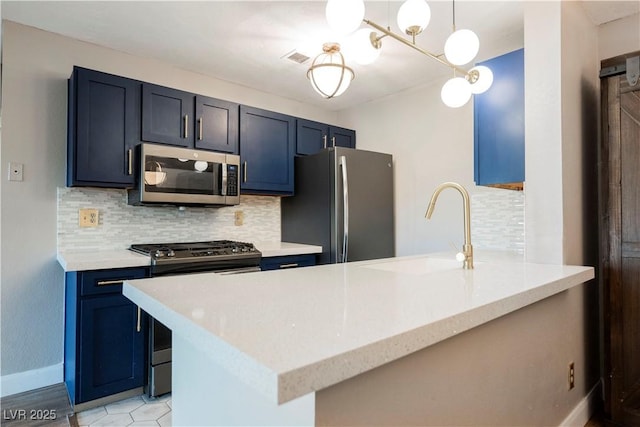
[468,65,493,94]
[444,29,479,66]
[326,0,365,35]
[307,46,354,99]
[441,77,472,108]
[397,0,431,36]
[348,28,381,65]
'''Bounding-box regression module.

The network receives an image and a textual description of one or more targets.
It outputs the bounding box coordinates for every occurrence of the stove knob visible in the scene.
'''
[167,249,175,257]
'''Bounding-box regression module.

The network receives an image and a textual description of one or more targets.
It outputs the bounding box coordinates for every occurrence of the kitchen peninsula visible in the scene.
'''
[122,252,594,426]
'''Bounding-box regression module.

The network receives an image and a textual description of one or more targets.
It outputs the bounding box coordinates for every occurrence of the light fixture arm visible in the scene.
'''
[363,19,470,78]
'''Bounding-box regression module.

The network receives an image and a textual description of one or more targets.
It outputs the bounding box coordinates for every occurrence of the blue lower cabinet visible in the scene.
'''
[65,267,148,405]
[260,254,316,271]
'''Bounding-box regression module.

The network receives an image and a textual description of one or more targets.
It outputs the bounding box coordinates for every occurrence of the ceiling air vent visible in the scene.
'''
[282,49,310,65]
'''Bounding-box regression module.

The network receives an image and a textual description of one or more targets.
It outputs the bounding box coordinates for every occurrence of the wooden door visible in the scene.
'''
[601,57,640,425]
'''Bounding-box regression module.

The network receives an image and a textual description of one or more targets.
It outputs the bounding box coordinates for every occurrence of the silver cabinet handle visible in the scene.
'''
[127,149,133,175]
[323,135,328,149]
[279,263,299,269]
[198,117,203,140]
[184,115,189,139]
[332,136,336,147]
[339,155,349,263]
[97,279,124,286]
[136,306,141,332]
[243,161,248,183]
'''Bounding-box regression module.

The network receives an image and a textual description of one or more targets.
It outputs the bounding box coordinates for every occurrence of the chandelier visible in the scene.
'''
[306,0,494,107]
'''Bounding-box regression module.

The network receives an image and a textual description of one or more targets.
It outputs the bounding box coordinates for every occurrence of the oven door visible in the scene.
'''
[137,143,240,205]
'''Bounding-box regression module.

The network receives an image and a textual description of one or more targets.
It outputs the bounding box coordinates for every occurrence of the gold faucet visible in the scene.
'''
[425,182,474,269]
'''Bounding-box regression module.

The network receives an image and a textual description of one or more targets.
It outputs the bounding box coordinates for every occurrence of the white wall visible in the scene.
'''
[0,21,338,396]
[598,12,640,61]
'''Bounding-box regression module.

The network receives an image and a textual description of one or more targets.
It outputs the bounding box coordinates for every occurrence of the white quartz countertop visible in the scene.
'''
[122,252,594,405]
[57,241,322,272]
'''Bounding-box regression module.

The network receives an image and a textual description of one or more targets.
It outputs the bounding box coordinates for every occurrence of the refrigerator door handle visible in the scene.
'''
[339,155,349,263]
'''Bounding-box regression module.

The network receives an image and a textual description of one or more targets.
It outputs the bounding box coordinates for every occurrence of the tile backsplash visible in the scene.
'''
[471,188,525,253]
[57,187,281,251]
[58,186,524,254]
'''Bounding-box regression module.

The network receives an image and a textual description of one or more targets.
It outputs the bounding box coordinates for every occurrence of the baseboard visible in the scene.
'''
[559,381,602,427]
[1,363,63,397]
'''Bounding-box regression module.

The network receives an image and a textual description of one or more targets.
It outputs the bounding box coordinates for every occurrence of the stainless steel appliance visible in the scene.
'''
[128,143,241,207]
[129,240,261,397]
[281,147,394,264]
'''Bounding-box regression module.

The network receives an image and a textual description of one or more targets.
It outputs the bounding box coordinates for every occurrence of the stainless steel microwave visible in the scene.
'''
[128,143,240,207]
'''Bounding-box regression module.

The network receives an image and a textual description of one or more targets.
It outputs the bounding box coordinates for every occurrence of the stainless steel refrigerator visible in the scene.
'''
[281,147,394,264]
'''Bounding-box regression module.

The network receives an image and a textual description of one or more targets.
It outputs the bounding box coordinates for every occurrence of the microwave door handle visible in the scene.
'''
[339,155,349,263]
[221,163,227,196]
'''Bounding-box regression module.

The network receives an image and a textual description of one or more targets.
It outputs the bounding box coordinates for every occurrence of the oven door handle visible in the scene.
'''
[221,163,228,196]
[215,266,261,275]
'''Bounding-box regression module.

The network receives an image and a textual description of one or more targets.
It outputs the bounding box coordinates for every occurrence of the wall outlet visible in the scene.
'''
[568,362,575,390]
[79,208,99,228]
[234,210,244,226]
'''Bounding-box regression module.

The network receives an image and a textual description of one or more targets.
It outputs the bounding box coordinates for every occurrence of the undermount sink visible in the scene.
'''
[363,258,464,275]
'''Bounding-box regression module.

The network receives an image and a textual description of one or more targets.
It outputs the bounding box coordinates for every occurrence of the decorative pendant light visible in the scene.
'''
[315,0,493,107]
[326,0,365,35]
[468,65,493,94]
[444,0,479,66]
[397,0,431,38]
[441,76,472,108]
[307,43,355,99]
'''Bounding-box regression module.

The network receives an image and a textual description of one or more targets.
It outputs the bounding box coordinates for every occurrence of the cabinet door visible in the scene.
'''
[142,84,193,147]
[78,293,146,403]
[239,106,295,194]
[296,119,329,155]
[69,67,140,187]
[329,126,356,149]
[194,96,239,153]
[474,48,525,186]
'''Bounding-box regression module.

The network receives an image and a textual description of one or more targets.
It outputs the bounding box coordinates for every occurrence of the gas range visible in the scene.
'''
[130,240,262,276]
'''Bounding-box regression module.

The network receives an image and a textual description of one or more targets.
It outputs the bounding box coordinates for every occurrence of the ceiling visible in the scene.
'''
[2,1,638,111]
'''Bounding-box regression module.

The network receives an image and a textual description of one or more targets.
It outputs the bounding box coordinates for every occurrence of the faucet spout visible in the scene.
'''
[425,182,473,269]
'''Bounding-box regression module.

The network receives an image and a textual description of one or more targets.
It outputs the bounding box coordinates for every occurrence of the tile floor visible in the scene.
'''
[75,394,171,427]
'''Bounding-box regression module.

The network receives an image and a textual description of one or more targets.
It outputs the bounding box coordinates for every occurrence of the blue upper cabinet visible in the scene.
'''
[329,125,356,149]
[142,84,193,147]
[297,119,329,155]
[240,106,295,195]
[474,48,525,188]
[194,95,239,153]
[141,84,239,153]
[296,119,356,155]
[68,67,140,188]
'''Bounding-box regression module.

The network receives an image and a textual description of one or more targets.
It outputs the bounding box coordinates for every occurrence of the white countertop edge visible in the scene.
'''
[57,250,150,272]
[57,242,322,272]
[123,283,281,401]
[275,267,594,403]
[124,262,594,405]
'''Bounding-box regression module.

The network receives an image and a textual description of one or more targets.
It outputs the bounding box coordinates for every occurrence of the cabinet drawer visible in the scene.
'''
[79,267,149,297]
[260,254,316,271]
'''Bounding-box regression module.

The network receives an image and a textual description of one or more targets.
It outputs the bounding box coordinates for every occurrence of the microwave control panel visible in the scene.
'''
[227,165,238,196]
